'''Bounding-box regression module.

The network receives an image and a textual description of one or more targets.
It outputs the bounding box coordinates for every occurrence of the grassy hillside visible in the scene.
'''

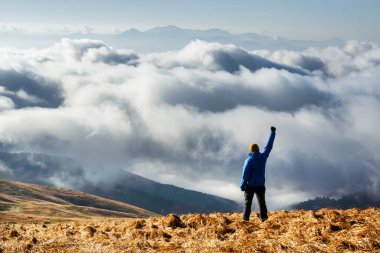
[0,208,378,252]
[0,152,241,214]
[0,178,156,220]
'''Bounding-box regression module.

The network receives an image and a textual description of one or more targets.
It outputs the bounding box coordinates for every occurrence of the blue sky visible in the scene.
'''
[0,0,379,41]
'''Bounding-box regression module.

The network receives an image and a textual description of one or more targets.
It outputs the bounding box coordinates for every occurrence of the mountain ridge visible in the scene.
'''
[81,171,241,215]
[0,25,344,52]
[293,192,380,210]
[0,151,242,215]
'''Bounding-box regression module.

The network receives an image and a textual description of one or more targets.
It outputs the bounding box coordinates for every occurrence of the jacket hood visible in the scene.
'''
[249,152,260,158]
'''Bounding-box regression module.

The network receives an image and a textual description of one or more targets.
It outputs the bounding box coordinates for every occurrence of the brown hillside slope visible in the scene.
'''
[0,178,156,220]
[0,208,379,252]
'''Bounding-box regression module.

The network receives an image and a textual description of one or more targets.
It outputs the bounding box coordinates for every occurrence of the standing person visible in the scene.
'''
[240,126,276,221]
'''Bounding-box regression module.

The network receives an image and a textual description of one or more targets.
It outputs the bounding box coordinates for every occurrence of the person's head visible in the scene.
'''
[249,144,260,153]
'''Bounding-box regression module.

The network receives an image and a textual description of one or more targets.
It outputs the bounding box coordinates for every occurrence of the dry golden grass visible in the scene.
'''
[0,208,379,252]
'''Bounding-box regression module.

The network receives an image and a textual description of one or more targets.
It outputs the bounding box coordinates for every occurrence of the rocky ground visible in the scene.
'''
[0,208,379,252]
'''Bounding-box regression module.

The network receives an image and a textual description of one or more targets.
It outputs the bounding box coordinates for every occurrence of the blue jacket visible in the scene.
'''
[240,131,276,190]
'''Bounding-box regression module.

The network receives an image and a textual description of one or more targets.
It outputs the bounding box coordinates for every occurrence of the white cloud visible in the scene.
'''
[0,24,25,33]
[0,39,379,209]
[0,96,15,110]
[0,160,11,172]
[147,40,307,75]
[256,40,380,77]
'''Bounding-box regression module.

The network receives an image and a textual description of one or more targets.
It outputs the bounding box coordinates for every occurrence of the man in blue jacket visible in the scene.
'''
[240,126,276,221]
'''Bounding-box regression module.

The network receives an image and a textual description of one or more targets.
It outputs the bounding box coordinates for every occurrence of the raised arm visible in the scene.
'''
[263,126,276,158]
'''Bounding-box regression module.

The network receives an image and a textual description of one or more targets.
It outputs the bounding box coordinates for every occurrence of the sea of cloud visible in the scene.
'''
[0,39,379,208]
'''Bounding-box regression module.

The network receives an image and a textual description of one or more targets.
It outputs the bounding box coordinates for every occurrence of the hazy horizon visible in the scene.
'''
[1,0,380,42]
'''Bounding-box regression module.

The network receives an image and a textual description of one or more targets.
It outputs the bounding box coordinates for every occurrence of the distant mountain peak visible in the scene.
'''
[118,28,142,36]
[127,28,141,33]
[145,25,184,33]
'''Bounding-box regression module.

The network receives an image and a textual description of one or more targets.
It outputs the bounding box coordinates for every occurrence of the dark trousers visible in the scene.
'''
[243,185,268,221]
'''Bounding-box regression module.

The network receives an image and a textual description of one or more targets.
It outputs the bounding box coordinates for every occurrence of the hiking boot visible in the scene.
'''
[258,213,268,222]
